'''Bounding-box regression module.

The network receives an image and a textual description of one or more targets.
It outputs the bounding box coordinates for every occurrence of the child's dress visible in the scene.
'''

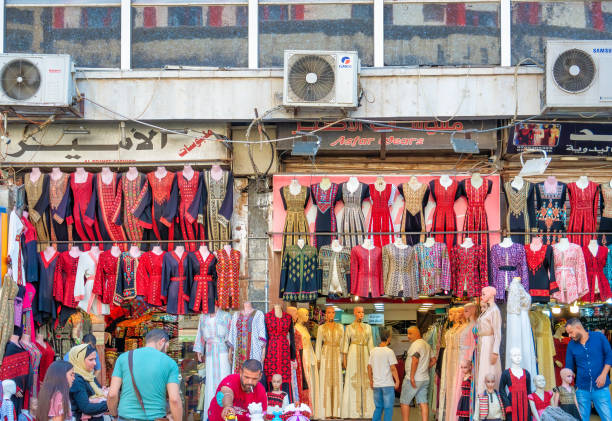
[553,386,580,419]
[267,391,289,415]
[457,376,472,421]
[527,391,553,417]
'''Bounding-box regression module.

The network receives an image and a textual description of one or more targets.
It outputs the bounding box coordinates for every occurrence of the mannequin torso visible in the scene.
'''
[439,175,452,189]
[288,179,302,195]
[511,175,524,191]
[74,167,88,184]
[346,176,359,193]
[126,167,139,181]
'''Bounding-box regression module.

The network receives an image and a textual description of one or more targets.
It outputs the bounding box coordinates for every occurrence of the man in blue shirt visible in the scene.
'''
[565,318,612,421]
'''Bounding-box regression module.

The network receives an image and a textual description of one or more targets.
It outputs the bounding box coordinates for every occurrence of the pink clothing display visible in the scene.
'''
[551,243,589,304]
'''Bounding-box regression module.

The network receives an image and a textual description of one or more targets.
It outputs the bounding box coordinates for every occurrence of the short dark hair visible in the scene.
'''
[82,334,96,346]
[379,327,392,343]
[145,329,170,344]
[566,318,583,328]
[241,359,263,373]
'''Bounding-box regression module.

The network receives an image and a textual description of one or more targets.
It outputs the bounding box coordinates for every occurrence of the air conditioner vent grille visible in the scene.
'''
[552,48,596,93]
[288,54,336,102]
[1,59,41,100]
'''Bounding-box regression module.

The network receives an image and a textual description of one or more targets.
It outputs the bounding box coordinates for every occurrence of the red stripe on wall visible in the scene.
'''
[53,7,64,29]
[208,6,222,27]
[143,6,156,28]
[591,2,604,31]
[292,5,304,20]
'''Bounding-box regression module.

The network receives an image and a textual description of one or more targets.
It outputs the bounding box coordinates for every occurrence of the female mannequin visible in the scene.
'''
[286,306,309,407]
[295,308,320,418]
[438,307,460,421]
[475,286,502,396]
[500,348,532,421]
[444,307,466,421]
[315,307,344,419]
[528,375,553,421]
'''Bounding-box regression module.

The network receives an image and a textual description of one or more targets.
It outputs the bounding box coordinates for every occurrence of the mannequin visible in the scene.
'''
[575,175,589,189]
[74,167,87,183]
[439,174,452,189]
[203,164,233,249]
[556,237,570,251]
[460,237,474,248]
[174,245,185,259]
[529,236,543,251]
[423,236,436,248]
[126,166,139,181]
[511,175,524,191]
[155,165,167,180]
[499,236,514,248]
[296,238,306,249]
[100,166,113,185]
[362,238,374,250]
[330,239,343,252]
[129,245,141,258]
[152,245,163,255]
[110,244,121,257]
[407,175,422,190]
[29,168,41,183]
[528,375,553,421]
[319,177,332,191]
[475,286,502,396]
[394,236,407,249]
[341,306,374,418]
[588,238,599,256]
[69,245,81,258]
[374,176,386,192]
[228,301,266,373]
[471,172,484,189]
[264,303,296,396]
[315,307,344,419]
[543,176,558,194]
[182,164,195,180]
[289,178,302,195]
[210,164,223,181]
[346,176,360,193]
[552,369,580,419]
[198,244,210,259]
[50,167,62,181]
[1,380,16,421]
[500,348,532,421]
[452,304,477,420]
[439,307,464,421]
[295,308,320,418]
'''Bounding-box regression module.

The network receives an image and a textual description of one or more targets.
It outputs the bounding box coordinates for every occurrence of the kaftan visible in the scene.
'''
[340,322,374,419]
[499,369,531,421]
[430,179,461,249]
[382,243,419,298]
[114,252,139,306]
[489,243,529,301]
[54,251,80,309]
[74,251,109,316]
[414,242,451,295]
[187,251,217,314]
[48,172,73,251]
[295,323,320,419]
[450,322,476,421]
[161,251,190,315]
[599,183,612,246]
[70,172,97,250]
[228,310,267,373]
[529,311,556,389]
[136,251,165,306]
[399,182,430,246]
[0,273,19,363]
[525,245,558,303]
[193,311,232,419]
[475,303,502,397]
[280,185,310,252]
[36,251,59,324]
[551,243,588,304]
[216,248,240,309]
[439,323,462,421]
[25,173,49,250]
[315,322,344,419]
[203,170,234,250]
[20,340,41,400]
[450,245,488,298]
[368,184,396,248]
[118,172,151,249]
[460,178,492,250]
[581,244,612,302]
[311,182,342,249]
[86,172,127,250]
[318,245,350,297]
[503,181,534,245]
[93,250,120,306]
[8,210,25,285]
[339,182,369,249]
[350,245,384,298]
[567,181,599,247]
[21,217,38,285]
[264,311,296,395]
[176,170,204,251]
[535,182,567,244]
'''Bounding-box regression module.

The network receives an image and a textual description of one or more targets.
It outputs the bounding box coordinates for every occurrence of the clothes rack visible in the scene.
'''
[40,239,240,244]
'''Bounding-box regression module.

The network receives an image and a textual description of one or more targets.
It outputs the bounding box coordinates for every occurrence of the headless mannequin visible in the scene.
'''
[543,176,558,195]
[439,174,452,189]
[50,167,63,181]
[407,175,422,190]
[362,238,375,250]
[43,246,56,261]
[74,167,88,183]
[296,238,306,249]
[126,167,139,181]
[69,246,80,258]
[557,237,571,252]
[588,239,599,256]
[374,176,386,192]
[89,245,101,257]
[210,164,223,181]
[198,244,210,259]
[110,245,122,258]
[129,245,141,258]
[394,236,408,249]
[346,176,360,193]
[331,239,343,252]
[182,165,195,181]
[343,306,366,370]
[424,236,436,248]
[151,245,163,255]
[29,168,41,183]
[319,177,332,191]
[174,245,185,259]
[155,166,167,180]
[100,167,113,185]
[500,237,514,248]
[576,176,589,190]
[289,179,302,195]
[511,175,525,191]
[471,172,484,189]
[529,236,543,252]
[460,237,474,249]
[529,375,551,421]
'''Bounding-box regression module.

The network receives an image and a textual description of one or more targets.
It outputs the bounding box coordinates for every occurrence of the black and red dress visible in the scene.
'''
[567,181,599,247]
[161,251,191,315]
[53,251,80,309]
[499,369,531,421]
[70,171,97,250]
[264,311,296,396]
[311,182,341,249]
[93,250,120,306]
[188,250,217,314]
[87,172,128,251]
[177,171,204,251]
[136,251,166,306]
[456,376,472,421]
[430,179,461,250]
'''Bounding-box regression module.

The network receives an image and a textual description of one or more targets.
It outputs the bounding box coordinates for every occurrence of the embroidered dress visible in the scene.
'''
[161,251,190,315]
[582,245,612,302]
[74,251,109,316]
[25,173,49,250]
[118,172,150,249]
[48,172,73,251]
[193,311,232,418]
[525,245,558,303]
[367,183,396,248]
[292,327,310,407]
[314,322,344,419]
[503,181,534,244]
[567,181,599,247]
[460,178,492,251]
[506,280,537,390]
[535,181,567,244]
[215,248,240,309]
[54,251,80,309]
[86,172,127,250]
[136,251,165,306]
[499,369,531,421]
[340,322,374,419]
[19,340,41,400]
[450,245,488,298]
[203,170,234,250]
[0,342,31,413]
[339,182,369,248]
[228,309,266,373]
[0,273,19,363]
[350,245,384,298]
[318,245,351,297]
[311,182,341,249]
[280,244,318,302]
[399,183,430,246]
[414,242,451,295]
[552,386,580,419]
[34,340,55,394]
[599,183,612,246]
[93,250,120,305]
[527,391,553,417]
[114,252,139,306]
[35,251,59,324]
[382,243,419,298]
[8,211,25,286]
[295,322,320,418]
[280,185,310,251]
[70,172,98,250]
[264,312,296,395]
[177,171,204,252]
[21,217,38,285]
[430,179,461,249]
[187,251,217,313]
[456,376,471,421]
[551,243,588,304]
[489,243,529,301]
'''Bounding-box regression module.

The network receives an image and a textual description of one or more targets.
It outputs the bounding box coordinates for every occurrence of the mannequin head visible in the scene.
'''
[271,374,283,392]
[484,374,497,393]
[510,348,522,366]
[481,286,497,305]
[324,307,335,323]
[354,306,365,323]
[455,307,465,324]
[460,359,472,377]
[286,306,298,322]
[297,308,309,324]
[448,307,457,323]
[2,380,16,400]
[534,374,546,390]
[406,326,421,342]
[560,368,575,386]
[464,302,478,321]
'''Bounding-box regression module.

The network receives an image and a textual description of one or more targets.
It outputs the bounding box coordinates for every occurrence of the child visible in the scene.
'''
[552,368,580,420]
[474,373,505,421]
[368,327,399,421]
[267,374,289,416]
[456,359,473,421]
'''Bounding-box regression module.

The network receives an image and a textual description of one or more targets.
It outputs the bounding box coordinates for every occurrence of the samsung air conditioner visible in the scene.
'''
[0,53,80,116]
[283,50,360,109]
[544,40,612,112]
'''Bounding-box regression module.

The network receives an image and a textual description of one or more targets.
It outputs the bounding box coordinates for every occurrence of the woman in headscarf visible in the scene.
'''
[68,344,108,421]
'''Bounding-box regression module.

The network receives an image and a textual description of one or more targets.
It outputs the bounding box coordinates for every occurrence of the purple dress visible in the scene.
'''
[490,243,529,300]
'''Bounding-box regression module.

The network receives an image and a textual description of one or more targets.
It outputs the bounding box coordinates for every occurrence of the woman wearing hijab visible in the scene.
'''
[68,344,108,421]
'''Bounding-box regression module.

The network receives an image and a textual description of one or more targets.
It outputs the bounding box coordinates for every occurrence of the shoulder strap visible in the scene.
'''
[128,350,147,418]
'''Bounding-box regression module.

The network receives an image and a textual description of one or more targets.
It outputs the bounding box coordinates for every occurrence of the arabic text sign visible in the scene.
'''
[277,121,497,151]
[507,122,612,156]
[4,123,228,163]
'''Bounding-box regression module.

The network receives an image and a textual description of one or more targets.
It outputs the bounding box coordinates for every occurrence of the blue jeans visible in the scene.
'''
[373,386,395,421]
[576,386,612,421]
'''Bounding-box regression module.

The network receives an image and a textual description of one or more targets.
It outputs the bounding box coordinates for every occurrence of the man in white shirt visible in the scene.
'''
[368,327,400,421]
[400,326,434,421]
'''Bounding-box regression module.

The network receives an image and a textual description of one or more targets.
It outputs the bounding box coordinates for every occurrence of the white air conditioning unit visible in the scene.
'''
[544,40,612,112]
[283,50,359,108]
[0,53,78,116]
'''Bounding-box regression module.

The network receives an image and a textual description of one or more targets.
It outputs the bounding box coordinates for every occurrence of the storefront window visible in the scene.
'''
[384,2,501,66]
[132,4,248,68]
[258,2,374,67]
[5,5,121,68]
[511,1,612,65]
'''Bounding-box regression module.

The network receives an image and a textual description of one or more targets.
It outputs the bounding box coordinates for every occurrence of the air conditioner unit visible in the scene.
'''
[283,50,359,108]
[544,40,612,112]
[0,53,80,116]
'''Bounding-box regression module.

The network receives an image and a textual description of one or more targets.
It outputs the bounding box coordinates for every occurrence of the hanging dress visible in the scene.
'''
[203,170,234,250]
[450,245,488,298]
[503,181,534,245]
[414,242,451,295]
[215,248,240,310]
[176,170,204,252]
[567,181,599,247]
[74,250,109,316]
[70,172,97,250]
[430,179,460,249]
[551,243,589,304]
[280,185,310,252]
[340,322,374,419]
[228,309,267,373]
[311,182,341,250]
[460,178,492,251]
[118,172,151,250]
[382,243,419,298]
[339,182,369,249]
[582,244,612,302]
[525,245,558,303]
[599,183,612,246]
[314,321,344,419]
[399,182,430,246]
[187,250,217,314]
[528,311,556,389]
[87,172,127,251]
[135,251,165,306]
[489,243,529,301]
[367,183,396,248]
[25,173,50,250]
[534,181,567,244]
[264,311,296,395]
[48,172,73,252]
[295,322,320,418]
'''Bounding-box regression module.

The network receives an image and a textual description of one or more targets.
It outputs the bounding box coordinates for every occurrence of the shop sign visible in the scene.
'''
[3,123,229,163]
[507,121,612,156]
[277,121,497,152]
[367,313,385,325]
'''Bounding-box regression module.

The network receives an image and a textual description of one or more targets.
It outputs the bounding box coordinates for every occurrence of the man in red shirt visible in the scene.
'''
[208,359,268,421]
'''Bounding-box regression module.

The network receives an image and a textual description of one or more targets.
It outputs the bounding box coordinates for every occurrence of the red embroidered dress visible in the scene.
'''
[216,248,240,310]
[582,245,612,302]
[264,312,296,393]
[293,327,311,408]
[86,172,127,250]
[70,172,97,250]
[53,251,80,309]
[367,184,396,248]
[525,245,559,303]
[430,179,460,249]
[450,245,488,298]
[118,172,150,248]
[48,172,73,252]
[500,369,530,421]
[177,171,204,252]
[461,178,492,251]
[567,181,599,246]
[136,251,165,306]
[350,245,384,297]
[188,251,217,314]
[93,250,120,305]
[527,391,553,417]
[114,252,139,306]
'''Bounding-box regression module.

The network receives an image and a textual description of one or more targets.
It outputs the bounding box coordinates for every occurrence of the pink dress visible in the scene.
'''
[527,391,553,417]
[552,243,589,304]
[368,184,396,248]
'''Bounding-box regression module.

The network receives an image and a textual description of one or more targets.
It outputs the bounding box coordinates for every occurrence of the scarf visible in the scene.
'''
[69,344,105,398]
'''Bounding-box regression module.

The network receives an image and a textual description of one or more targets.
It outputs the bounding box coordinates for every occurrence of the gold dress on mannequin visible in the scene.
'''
[439,318,463,421]
[315,321,344,418]
[295,321,320,418]
[341,322,374,418]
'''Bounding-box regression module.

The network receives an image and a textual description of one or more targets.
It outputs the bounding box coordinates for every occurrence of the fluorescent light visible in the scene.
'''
[421,303,433,306]
[418,308,429,312]
[570,304,579,314]
[551,306,561,315]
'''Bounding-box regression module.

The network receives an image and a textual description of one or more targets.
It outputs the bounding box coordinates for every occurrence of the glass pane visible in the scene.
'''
[259,3,374,67]
[132,5,248,68]
[5,6,121,68]
[384,3,500,65]
[512,1,612,64]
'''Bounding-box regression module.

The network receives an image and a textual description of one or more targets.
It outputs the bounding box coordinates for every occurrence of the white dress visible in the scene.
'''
[74,251,110,316]
[194,311,232,420]
[505,279,537,389]
[8,211,25,285]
